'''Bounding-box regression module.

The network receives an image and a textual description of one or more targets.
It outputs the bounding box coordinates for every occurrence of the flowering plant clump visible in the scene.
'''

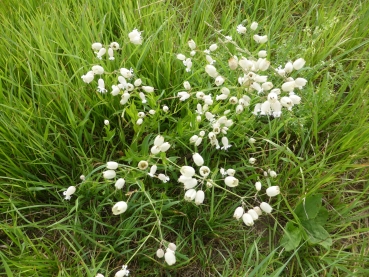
[63,20,311,274]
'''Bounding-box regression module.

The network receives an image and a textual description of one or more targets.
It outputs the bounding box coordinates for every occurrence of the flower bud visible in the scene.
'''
[233,206,244,220]
[193,153,204,166]
[156,248,164,258]
[195,190,205,205]
[103,170,116,179]
[209,44,218,51]
[115,178,125,189]
[106,161,119,170]
[184,189,197,201]
[250,21,258,30]
[260,202,273,213]
[164,250,176,265]
[247,209,259,220]
[293,58,306,70]
[112,201,128,215]
[255,181,262,191]
[224,176,239,187]
[266,186,280,197]
[249,158,256,164]
[242,213,254,226]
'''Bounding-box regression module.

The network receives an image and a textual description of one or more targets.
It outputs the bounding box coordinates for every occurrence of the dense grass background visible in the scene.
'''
[1,0,369,276]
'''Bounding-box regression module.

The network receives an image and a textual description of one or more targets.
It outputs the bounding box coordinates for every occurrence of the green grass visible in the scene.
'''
[1,0,369,276]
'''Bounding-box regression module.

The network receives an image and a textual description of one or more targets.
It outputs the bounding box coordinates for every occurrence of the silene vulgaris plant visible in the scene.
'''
[66,20,313,276]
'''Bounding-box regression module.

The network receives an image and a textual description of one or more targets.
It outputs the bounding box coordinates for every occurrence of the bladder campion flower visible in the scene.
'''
[129,29,143,45]
[63,186,76,200]
[112,201,128,215]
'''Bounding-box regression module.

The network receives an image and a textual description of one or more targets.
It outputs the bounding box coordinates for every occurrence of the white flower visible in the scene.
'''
[103,170,116,179]
[184,189,197,201]
[111,85,120,96]
[104,120,110,126]
[151,145,160,155]
[95,274,105,277]
[215,76,225,86]
[205,65,218,78]
[225,35,232,42]
[108,47,114,60]
[247,209,259,220]
[154,135,165,146]
[163,105,169,112]
[80,175,85,181]
[226,169,236,176]
[149,109,156,115]
[253,35,268,44]
[199,166,210,177]
[115,265,130,277]
[120,68,133,79]
[260,202,273,213]
[221,137,232,150]
[177,53,186,60]
[159,142,171,152]
[81,71,94,83]
[249,158,256,164]
[236,24,247,34]
[255,181,262,191]
[242,213,254,226]
[168,243,177,252]
[148,165,157,177]
[164,250,176,265]
[180,166,195,177]
[233,206,244,220]
[142,86,154,93]
[107,161,119,170]
[224,176,239,187]
[228,56,238,70]
[92,65,104,75]
[209,44,218,51]
[91,42,103,52]
[156,248,165,258]
[258,50,267,58]
[97,78,107,93]
[253,206,262,216]
[262,82,274,91]
[183,81,191,90]
[206,55,215,64]
[248,138,256,144]
[110,41,120,50]
[293,58,306,70]
[269,170,278,178]
[193,153,204,166]
[63,186,76,200]
[190,50,196,56]
[289,92,301,104]
[257,58,270,71]
[115,178,125,189]
[195,137,202,146]
[112,201,128,215]
[178,91,190,101]
[266,186,280,197]
[158,173,170,183]
[188,39,196,50]
[182,178,198,190]
[96,48,106,59]
[129,29,143,45]
[195,190,205,205]
[133,78,142,87]
[282,81,296,92]
[250,21,258,30]
[295,78,307,87]
[138,160,149,170]
[280,97,294,110]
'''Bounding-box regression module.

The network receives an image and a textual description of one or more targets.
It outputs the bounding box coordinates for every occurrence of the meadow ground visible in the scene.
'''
[0,0,369,276]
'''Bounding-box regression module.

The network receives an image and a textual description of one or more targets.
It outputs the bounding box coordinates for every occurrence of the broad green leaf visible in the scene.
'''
[280,221,302,251]
[302,219,332,249]
[295,194,323,220]
[315,207,329,225]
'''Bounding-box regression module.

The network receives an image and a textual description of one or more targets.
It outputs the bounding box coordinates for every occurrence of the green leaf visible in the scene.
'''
[295,194,323,221]
[302,219,332,249]
[315,207,329,225]
[280,221,302,251]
